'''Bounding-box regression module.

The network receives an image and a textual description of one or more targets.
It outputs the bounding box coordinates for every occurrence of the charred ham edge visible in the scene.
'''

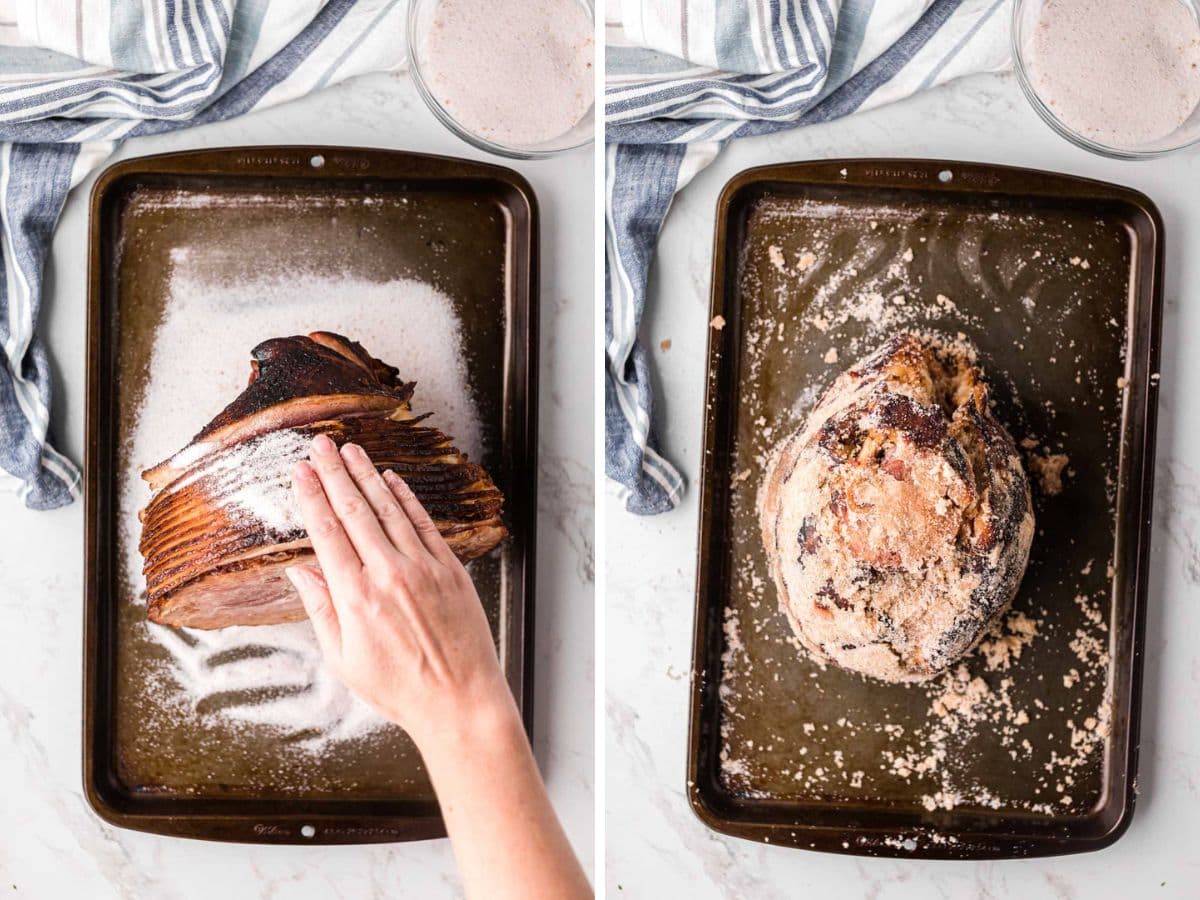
[139,331,506,629]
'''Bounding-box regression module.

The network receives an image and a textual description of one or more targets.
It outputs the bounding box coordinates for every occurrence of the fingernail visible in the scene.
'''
[311,434,336,456]
[384,470,414,497]
[288,565,328,592]
[340,442,368,462]
[292,459,316,484]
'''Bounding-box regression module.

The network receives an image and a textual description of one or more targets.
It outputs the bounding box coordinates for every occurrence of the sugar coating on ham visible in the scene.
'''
[139,332,505,629]
[758,332,1034,683]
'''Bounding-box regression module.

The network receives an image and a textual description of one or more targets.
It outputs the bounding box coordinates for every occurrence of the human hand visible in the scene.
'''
[285,434,515,748]
[286,434,588,899]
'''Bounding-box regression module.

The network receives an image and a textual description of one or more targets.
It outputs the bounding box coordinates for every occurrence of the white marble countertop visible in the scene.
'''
[0,72,594,896]
[606,72,1199,898]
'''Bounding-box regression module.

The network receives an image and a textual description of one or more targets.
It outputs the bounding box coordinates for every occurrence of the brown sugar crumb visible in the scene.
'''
[797,251,817,271]
[931,665,992,719]
[768,245,788,272]
[710,315,727,331]
[659,338,672,352]
[1029,451,1070,495]
[921,790,961,811]
[977,611,1039,672]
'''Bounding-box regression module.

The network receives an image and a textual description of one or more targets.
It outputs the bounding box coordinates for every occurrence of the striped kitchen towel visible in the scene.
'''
[0,0,405,509]
[605,0,1012,514]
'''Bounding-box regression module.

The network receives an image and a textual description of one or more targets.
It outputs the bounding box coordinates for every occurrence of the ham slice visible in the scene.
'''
[138,332,505,629]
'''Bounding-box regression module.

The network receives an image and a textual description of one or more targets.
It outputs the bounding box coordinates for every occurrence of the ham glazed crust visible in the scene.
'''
[757,332,1034,683]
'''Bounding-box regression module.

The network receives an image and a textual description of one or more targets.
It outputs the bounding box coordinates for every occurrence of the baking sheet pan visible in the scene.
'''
[688,159,1162,859]
[84,147,538,843]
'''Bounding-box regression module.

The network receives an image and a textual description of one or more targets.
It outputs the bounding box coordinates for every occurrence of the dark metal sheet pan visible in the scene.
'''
[688,159,1162,859]
[84,146,538,844]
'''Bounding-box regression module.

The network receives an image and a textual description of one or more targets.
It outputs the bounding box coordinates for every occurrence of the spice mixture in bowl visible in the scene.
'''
[408,0,595,158]
[1013,0,1200,158]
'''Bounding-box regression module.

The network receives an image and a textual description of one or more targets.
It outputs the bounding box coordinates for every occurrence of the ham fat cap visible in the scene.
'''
[138,332,506,629]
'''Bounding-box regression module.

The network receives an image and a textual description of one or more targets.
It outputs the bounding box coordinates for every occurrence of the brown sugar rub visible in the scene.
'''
[1028,450,1070,496]
[758,333,1035,683]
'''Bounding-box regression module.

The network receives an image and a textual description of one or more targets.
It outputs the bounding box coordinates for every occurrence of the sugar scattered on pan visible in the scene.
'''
[122,267,483,752]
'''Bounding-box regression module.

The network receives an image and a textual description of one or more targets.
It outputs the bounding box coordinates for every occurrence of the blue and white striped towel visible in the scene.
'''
[605,0,1012,514]
[0,0,405,509]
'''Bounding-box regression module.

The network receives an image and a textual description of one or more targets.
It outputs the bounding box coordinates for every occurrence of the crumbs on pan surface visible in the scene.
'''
[715,196,1129,817]
[1028,451,1071,496]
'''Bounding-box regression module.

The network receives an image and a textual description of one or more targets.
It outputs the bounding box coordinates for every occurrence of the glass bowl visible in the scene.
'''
[1012,0,1200,159]
[407,0,595,159]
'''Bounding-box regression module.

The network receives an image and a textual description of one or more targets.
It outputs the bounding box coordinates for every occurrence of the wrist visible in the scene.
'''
[409,675,526,759]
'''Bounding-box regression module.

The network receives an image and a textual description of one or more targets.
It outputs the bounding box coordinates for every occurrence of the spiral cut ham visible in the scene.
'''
[138,332,505,629]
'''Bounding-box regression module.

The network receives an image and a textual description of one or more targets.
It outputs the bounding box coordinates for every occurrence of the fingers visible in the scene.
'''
[382,470,457,564]
[338,443,427,559]
[285,564,341,658]
[306,435,395,569]
[292,458,362,587]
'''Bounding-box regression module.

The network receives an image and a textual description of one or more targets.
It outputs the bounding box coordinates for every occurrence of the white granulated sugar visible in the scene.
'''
[1028,0,1200,148]
[167,439,215,470]
[789,380,827,421]
[121,269,482,751]
[199,429,312,533]
[150,620,384,746]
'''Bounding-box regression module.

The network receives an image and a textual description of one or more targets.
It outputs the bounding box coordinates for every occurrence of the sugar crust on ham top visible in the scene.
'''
[758,332,1034,683]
